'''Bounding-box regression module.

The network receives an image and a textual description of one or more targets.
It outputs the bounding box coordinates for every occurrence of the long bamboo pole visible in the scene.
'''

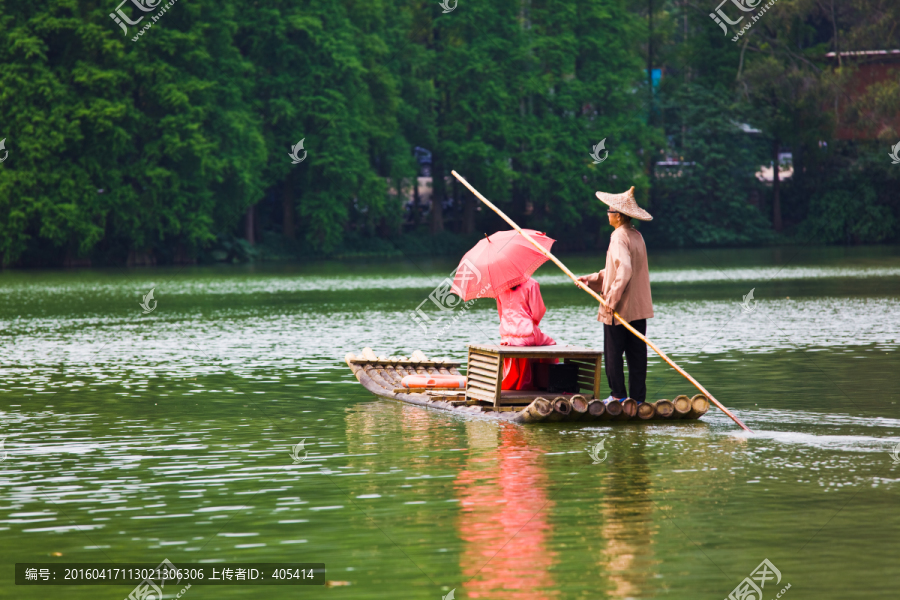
[451,170,752,432]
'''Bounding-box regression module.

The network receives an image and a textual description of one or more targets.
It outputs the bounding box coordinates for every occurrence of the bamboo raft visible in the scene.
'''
[345,348,710,425]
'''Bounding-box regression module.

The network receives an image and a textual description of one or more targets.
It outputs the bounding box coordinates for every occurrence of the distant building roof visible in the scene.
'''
[656,160,695,167]
[734,122,762,134]
[824,50,900,60]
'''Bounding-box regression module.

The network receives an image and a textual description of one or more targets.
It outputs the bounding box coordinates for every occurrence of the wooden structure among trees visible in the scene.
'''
[825,50,900,140]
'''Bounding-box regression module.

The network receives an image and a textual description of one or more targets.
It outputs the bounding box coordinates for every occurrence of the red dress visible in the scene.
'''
[496,278,557,390]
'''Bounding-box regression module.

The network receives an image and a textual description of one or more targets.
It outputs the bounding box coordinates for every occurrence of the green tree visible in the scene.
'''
[649,84,770,246]
[0,0,266,265]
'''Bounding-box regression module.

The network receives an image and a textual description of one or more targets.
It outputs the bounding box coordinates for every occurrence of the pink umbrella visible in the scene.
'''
[451,229,555,301]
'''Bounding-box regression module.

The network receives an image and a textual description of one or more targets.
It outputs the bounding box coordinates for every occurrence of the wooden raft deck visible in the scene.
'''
[345,348,710,425]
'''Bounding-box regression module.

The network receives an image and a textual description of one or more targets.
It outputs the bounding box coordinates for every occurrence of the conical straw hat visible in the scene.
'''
[595,186,653,221]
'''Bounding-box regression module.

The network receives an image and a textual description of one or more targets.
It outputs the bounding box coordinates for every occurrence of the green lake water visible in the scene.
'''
[1,245,899,599]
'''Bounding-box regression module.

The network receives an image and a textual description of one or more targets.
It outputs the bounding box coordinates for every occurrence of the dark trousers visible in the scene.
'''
[603,319,647,402]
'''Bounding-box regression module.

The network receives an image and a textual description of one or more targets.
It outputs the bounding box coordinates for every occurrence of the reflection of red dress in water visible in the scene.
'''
[455,425,556,599]
[496,278,556,390]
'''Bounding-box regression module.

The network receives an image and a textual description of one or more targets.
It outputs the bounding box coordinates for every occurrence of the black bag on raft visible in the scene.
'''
[547,363,579,393]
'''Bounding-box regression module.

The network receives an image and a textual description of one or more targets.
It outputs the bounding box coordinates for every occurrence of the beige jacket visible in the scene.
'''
[583,225,653,326]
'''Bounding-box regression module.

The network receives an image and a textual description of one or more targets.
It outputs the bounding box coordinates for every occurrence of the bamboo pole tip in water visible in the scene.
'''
[620,398,638,419]
[637,401,656,420]
[362,347,377,361]
[345,352,356,362]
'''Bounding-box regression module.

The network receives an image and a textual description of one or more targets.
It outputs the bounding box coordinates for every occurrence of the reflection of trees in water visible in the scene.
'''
[344,401,463,464]
[343,403,745,598]
[601,428,659,599]
[454,422,557,600]
[343,401,403,487]
[598,425,742,598]
[342,401,468,531]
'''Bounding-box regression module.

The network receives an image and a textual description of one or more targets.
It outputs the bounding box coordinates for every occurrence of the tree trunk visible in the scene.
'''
[450,175,461,232]
[395,177,404,237]
[830,0,841,118]
[244,203,256,245]
[462,186,475,234]
[430,22,444,235]
[830,0,841,68]
[772,140,782,232]
[647,0,654,119]
[646,0,656,198]
[596,221,609,250]
[413,175,422,226]
[431,152,445,234]
[283,173,295,239]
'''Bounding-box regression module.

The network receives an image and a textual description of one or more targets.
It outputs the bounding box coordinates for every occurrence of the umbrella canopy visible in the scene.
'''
[451,229,555,300]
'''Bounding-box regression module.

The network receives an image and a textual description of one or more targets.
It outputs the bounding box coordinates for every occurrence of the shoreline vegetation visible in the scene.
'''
[7,228,899,269]
[1,1,898,269]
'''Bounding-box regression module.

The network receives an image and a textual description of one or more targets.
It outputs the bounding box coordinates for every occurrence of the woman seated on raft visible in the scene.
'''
[496,276,558,390]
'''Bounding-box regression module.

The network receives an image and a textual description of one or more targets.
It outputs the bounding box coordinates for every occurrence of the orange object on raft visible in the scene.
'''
[400,375,468,389]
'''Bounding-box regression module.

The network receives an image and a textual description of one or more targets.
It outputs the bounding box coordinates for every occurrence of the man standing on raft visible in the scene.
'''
[577,187,654,405]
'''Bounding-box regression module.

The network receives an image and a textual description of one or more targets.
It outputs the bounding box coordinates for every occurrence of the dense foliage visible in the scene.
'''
[0,0,898,266]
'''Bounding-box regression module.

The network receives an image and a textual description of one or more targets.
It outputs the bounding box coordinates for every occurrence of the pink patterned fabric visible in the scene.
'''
[496,278,556,346]
[495,277,557,390]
